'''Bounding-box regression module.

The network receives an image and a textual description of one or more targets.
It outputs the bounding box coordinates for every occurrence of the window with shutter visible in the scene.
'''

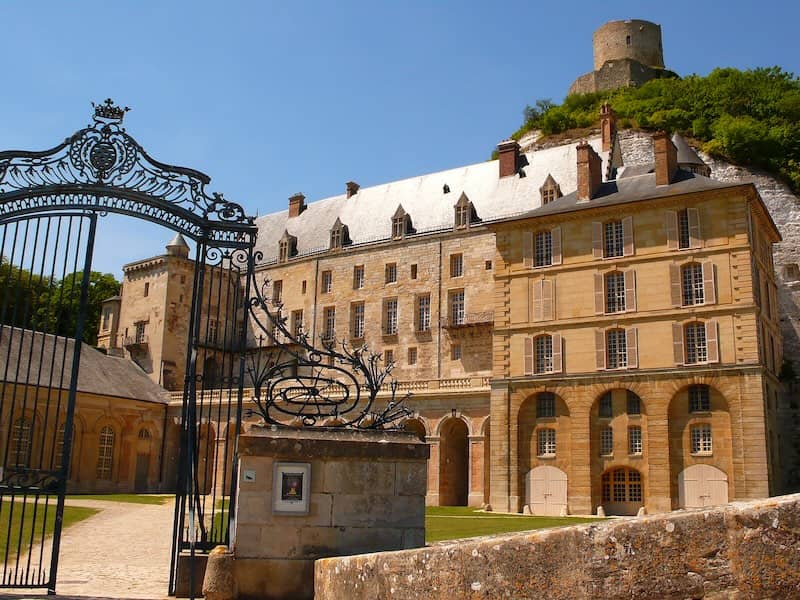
[523,231,534,268]
[702,262,716,305]
[687,208,701,248]
[551,227,562,266]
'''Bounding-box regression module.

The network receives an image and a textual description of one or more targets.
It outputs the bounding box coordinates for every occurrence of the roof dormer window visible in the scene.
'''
[540,174,562,205]
[391,205,413,240]
[454,192,476,230]
[329,217,350,250]
[278,230,297,263]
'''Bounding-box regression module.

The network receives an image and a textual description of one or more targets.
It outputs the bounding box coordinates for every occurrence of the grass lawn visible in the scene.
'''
[65,493,172,505]
[426,506,602,543]
[0,500,98,558]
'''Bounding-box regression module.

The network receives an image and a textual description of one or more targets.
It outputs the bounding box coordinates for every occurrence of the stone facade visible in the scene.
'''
[315,493,800,600]
[98,111,795,516]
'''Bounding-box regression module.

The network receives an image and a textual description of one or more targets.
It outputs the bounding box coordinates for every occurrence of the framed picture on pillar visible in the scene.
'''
[272,462,311,515]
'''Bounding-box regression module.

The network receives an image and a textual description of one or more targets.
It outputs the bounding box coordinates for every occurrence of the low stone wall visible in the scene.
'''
[315,493,800,599]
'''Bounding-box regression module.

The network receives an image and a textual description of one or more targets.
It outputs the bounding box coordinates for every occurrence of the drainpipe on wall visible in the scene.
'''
[311,258,319,341]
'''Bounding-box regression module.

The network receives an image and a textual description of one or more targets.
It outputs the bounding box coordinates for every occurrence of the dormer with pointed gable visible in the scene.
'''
[329,217,350,250]
[454,192,477,230]
[391,205,413,240]
[540,174,563,205]
[278,230,297,263]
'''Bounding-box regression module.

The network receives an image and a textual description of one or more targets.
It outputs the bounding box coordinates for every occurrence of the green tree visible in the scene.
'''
[36,271,120,346]
[0,258,51,329]
[509,67,800,193]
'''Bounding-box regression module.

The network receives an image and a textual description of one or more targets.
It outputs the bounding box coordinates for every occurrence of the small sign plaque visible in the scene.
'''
[272,462,311,515]
[242,469,256,482]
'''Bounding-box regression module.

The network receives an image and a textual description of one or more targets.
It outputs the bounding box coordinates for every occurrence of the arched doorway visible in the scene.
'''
[525,465,567,516]
[439,418,469,506]
[134,427,154,492]
[678,464,728,508]
[403,418,427,441]
[601,466,643,516]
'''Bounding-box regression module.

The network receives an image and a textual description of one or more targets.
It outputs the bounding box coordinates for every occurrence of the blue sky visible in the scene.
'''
[1,1,798,275]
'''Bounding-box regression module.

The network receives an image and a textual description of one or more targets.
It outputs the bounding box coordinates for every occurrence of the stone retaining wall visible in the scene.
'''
[315,493,800,599]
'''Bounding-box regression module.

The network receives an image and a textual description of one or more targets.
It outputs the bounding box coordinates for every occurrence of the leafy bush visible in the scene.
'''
[510,67,800,192]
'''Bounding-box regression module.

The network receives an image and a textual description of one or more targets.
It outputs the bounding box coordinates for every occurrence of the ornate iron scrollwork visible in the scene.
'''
[0,99,253,244]
[244,251,413,428]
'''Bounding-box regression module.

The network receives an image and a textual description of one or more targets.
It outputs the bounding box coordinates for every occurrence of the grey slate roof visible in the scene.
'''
[0,328,168,404]
[254,137,610,263]
[671,133,706,167]
[505,169,735,221]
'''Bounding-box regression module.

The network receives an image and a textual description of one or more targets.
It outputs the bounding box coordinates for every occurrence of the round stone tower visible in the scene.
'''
[593,19,664,70]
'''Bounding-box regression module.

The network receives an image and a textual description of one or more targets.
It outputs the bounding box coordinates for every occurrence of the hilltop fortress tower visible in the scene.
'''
[569,19,677,95]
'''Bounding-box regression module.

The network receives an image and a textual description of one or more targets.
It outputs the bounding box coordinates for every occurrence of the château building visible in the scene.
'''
[97,109,785,515]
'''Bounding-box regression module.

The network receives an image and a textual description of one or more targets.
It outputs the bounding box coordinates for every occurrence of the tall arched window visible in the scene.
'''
[96,426,114,480]
[10,418,32,468]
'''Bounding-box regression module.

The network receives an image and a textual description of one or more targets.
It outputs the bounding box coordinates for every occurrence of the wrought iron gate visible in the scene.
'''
[0,100,256,595]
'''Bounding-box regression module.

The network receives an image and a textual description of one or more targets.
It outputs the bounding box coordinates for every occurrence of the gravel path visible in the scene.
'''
[0,498,176,600]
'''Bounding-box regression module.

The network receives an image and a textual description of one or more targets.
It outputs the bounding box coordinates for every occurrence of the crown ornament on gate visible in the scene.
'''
[92,98,130,123]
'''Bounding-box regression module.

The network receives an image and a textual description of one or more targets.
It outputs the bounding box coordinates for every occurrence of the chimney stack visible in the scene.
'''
[346,181,360,198]
[288,192,306,218]
[653,131,678,185]
[497,139,520,178]
[600,103,616,152]
[576,142,603,202]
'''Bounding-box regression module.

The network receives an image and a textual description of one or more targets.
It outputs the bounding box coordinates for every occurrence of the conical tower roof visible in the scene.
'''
[167,232,189,249]
[166,232,190,257]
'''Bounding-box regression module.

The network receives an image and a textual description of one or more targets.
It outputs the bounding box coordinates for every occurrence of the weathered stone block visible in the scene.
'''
[395,460,427,496]
[331,493,393,527]
[324,461,396,495]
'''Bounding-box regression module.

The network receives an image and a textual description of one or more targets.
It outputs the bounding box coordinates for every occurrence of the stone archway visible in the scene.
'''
[439,417,469,506]
[601,466,644,516]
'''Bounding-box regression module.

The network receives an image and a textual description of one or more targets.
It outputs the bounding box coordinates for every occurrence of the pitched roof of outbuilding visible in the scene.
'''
[254,137,610,264]
[0,328,169,404]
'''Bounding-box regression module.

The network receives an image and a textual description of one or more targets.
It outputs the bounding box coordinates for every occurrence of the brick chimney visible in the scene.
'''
[576,142,602,202]
[288,192,306,217]
[497,139,520,178]
[653,131,678,185]
[346,181,360,198]
[600,103,616,152]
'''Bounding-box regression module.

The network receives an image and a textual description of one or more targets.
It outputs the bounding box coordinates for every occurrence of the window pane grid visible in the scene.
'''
[605,272,626,313]
[323,307,336,338]
[685,322,707,364]
[534,335,553,374]
[600,427,613,455]
[689,385,711,412]
[450,291,465,325]
[627,392,641,415]
[678,209,690,249]
[606,329,628,369]
[602,468,642,503]
[691,424,713,454]
[534,231,552,267]
[536,393,555,418]
[417,295,431,332]
[604,221,624,258]
[629,426,642,455]
[599,392,613,418]
[682,263,704,305]
[353,266,364,289]
[97,426,114,480]
[384,299,398,335]
[537,428,556,457]
[352,303,365,338]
